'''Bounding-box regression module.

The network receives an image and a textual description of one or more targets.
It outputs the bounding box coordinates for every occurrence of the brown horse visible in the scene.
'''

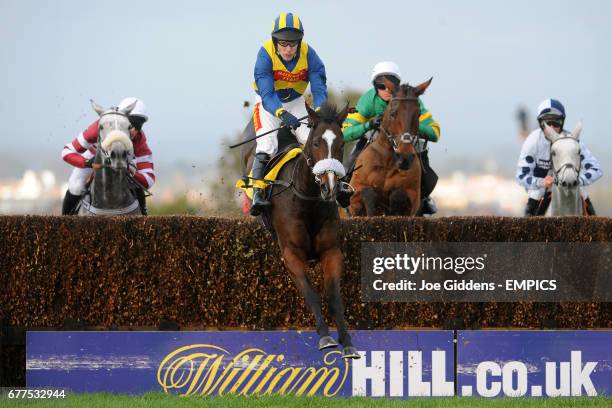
[348,78,432,216]
[248,101,359,358]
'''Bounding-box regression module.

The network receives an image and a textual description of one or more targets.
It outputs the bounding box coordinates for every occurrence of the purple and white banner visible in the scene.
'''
[457,331,612,397]
[27,330,454,397]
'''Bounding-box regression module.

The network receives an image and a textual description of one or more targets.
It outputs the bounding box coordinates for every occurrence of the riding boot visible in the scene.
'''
[419,150,439,198]
[134,187,148,216]
[421,196,438,215]
[524,198,540,216]
[62,191,82,215]
[336,181,353,208]
[250,153,271,216]
[585,197,597,216]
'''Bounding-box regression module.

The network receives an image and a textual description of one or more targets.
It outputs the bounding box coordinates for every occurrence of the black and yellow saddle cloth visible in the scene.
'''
[236,147,302,199]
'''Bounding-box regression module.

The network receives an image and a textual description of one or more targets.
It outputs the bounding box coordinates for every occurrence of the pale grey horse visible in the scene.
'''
[543,121,584,216]
[78,100,143,216]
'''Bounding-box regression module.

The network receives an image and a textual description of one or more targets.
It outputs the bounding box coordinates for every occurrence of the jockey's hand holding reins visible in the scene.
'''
[228,115,310,149]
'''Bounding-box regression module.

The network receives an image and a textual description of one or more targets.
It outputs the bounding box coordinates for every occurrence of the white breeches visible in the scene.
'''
[253,95,310,155]
[68,167,93,195]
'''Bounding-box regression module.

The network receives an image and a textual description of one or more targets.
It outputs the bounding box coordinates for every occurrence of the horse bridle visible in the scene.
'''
[95,109,132,168]
[269,124,346,202]
[380,96,421,153]
[550,136,580,186]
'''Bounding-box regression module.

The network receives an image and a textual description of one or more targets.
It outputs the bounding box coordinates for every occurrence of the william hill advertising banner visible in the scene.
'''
[26,331,454,397]
[27,330,611,397]
[457,331,611,397]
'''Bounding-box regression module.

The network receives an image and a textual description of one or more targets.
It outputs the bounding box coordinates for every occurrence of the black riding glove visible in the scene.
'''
[83,158,94,168]
[368,115,383,131]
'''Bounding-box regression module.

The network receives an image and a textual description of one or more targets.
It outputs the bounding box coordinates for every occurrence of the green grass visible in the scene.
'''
[1,393,610,408]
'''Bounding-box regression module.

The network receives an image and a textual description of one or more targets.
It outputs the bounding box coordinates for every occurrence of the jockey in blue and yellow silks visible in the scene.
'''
[249,12,328,216]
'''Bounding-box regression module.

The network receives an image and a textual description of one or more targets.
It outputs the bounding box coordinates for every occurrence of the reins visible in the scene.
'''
[242,122,348,203]
[550,136,580,186]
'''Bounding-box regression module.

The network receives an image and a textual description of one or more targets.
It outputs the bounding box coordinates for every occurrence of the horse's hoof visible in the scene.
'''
[318,336,339,350]
[342,346,361,359]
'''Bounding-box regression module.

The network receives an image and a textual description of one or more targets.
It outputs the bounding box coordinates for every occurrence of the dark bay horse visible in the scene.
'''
[79,100,142,216]
[349,78,432,216]
[245,101,359,359]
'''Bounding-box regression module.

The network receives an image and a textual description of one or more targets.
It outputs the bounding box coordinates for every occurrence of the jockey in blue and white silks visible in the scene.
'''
[249,12,328,216]
[516,98,602,215]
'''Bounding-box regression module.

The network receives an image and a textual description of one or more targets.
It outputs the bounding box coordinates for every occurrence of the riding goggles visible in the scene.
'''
[277,40,299,48]
[545,120,562,128]
[373,75,400,90]
[374,83,388,90]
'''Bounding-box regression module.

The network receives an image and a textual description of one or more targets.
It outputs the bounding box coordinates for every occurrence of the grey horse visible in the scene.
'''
[543,121,584,216]
[78,100,142,216]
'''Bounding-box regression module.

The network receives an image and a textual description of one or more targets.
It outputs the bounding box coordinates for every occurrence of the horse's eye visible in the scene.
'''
[552,151,556,156]
[99,125,104,130]
[313,142,320,148]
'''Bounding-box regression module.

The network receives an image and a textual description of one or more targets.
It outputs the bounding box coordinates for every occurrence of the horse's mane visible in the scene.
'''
[317,101,339,122]
[398,83,416,95]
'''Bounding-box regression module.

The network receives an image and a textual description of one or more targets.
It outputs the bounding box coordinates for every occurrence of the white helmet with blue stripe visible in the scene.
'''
[537,98,566,121]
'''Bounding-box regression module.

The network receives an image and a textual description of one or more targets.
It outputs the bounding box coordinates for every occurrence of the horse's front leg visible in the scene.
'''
[317,227,360,359]
[388,188,409,215]
[281,241,331,347]
[361,187,379,216]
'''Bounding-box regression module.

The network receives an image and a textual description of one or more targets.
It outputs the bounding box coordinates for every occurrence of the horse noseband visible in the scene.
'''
[553,163,579,186]
[382,128,418,153]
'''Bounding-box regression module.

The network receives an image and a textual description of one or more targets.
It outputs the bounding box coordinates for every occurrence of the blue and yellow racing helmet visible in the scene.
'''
[271,13,304,42]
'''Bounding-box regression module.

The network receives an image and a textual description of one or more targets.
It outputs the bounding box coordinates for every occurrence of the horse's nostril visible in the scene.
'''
[562,181,567,187]
[573,181,578,187]
[111,151,116,159]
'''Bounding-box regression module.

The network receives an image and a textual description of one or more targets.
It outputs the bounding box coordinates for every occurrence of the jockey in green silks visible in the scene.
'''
[342,61,441,215]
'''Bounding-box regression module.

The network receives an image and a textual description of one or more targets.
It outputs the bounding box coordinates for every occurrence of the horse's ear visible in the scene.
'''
[305,102,318,122]
[383,77,397,93]
[119,100,137,115]
[543,122,560,143]
[414,77,433,96]
[571,121,583,140]
[91,99,105,116]
[336,103,350,125]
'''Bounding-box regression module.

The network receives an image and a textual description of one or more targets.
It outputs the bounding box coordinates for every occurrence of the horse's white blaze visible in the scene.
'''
[322,130,336,159]
[321,130,338,193]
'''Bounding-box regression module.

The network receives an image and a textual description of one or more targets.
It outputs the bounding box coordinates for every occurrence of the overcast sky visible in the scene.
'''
[1,0,610,174]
